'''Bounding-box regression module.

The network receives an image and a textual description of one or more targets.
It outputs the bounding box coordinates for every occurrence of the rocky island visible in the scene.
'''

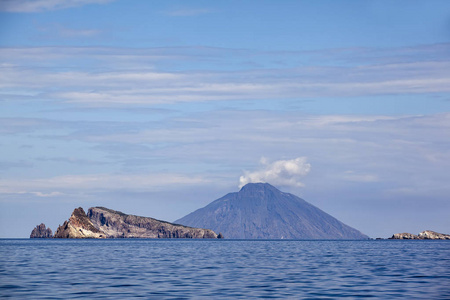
[389,230,450,240]
[87,206,219,238]
[30,223,53,238]
[37,207,221,239]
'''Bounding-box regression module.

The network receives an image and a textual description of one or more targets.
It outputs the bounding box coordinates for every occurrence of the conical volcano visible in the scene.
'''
[175,183,368,239]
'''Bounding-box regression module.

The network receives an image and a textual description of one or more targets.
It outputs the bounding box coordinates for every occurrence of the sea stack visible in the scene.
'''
[176,182,368,239]
[30,223,53,238]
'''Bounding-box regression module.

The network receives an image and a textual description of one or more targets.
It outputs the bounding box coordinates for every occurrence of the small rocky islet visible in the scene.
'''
[30,223,53,238]
[389,230,450,240]
[31,207,222,239]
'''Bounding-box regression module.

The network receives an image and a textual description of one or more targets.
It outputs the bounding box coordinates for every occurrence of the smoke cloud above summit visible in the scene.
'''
[239,157,311,188]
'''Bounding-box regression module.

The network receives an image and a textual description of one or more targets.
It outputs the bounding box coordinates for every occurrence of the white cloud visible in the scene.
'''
[239,157,311,188]
[0,0,114,12]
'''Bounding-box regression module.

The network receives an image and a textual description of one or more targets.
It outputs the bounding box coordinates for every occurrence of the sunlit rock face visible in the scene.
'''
[40,206,219,239]
[30,223,53,238]
[87,207,218,239]
[53,207,106,239]
[176,183,369,239]
[51,206,219,239]
[418,230,450,240]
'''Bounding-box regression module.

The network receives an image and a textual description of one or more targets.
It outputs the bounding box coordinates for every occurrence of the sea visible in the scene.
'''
[0,239,449,299]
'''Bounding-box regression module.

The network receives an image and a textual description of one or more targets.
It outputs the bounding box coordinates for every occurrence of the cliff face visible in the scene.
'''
[87,207,218,238]
[30,223,53,238]
[389,230,450,240]
[53,207,106,238]
[50,206,219,239]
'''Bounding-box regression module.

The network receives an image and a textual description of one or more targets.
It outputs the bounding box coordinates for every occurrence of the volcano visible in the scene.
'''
[175,183,368,239]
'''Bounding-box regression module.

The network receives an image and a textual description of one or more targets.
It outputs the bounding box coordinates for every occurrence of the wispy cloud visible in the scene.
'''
[37,156,108,166]
[341,171,379,183]
[47,111,449,198]
[8,191,65,198]
[0,160,33,171]
[1,45,450,106]
[37,24,102,38]
[0,173,211,199]
[1,43,450,209]
[0,118,62,134]
[0,0,114,13]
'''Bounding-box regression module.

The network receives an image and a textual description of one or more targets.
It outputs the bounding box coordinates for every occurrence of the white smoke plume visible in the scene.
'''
[239,157,311,188]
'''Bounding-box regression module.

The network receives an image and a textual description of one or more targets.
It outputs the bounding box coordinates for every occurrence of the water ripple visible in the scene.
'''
[0,239,449,299]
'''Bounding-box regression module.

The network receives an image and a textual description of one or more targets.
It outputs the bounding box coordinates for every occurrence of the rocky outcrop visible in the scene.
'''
[418,230,450,240]
[87,207,218,238]
[389,232,420,239]
[389,230,450,240]
[47,206,220,239]
[53,207,106,238]
[30,223,53,238]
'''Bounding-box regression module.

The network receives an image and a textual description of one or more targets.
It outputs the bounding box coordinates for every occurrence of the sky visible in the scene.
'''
[1,0,450,238]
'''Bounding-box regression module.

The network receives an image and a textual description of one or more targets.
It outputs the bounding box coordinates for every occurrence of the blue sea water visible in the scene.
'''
[0,239,449,299]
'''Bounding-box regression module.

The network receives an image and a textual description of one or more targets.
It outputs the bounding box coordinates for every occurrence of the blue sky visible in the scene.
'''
[1,0,450,238]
